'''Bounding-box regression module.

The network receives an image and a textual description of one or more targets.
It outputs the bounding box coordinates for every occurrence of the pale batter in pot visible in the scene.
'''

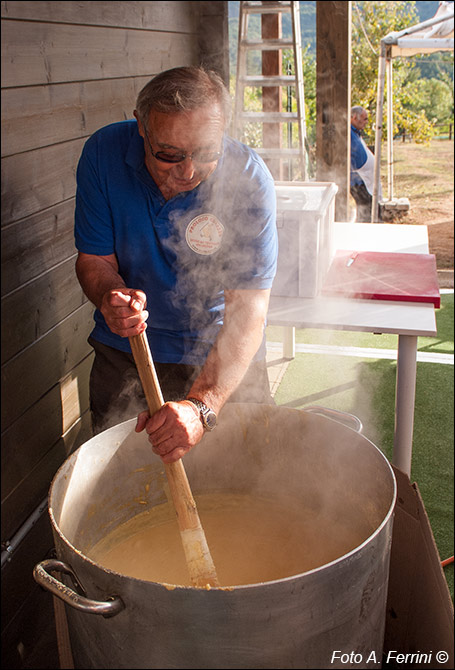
[88,493,364,587]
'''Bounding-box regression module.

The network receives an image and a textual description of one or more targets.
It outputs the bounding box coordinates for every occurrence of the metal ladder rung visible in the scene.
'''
[234,1,309,178]
[242,2,292,14]
[239,111,299,122]
[239,38,294,50]
[240,75,297,87]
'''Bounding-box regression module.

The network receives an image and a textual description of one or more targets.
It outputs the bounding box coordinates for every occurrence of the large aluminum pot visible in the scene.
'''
[34,403,396,669]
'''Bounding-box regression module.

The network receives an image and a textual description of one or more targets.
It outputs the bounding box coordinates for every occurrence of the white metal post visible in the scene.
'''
[393,334,418,477]
[386,56,394,201]
[372,41,387,222]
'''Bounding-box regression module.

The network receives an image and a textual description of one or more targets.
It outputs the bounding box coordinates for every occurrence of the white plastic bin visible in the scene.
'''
[272,182,338,298]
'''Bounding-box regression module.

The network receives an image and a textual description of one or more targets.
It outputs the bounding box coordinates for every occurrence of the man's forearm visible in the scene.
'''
[76,252,125,309]
[187,289,270,412]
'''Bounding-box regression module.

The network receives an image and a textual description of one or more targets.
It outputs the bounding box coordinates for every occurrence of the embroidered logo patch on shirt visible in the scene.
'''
[185,214,224,255]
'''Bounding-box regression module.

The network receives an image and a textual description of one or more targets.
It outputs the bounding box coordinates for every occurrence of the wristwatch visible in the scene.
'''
[187,398,217,431]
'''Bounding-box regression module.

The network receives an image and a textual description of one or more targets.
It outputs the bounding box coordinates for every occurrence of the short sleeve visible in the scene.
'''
[220,152,278,290]
[74,135,115,256]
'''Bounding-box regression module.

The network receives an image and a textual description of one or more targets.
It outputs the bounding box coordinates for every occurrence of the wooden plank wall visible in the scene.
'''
[1,0,203,543]
[1,1,229,663]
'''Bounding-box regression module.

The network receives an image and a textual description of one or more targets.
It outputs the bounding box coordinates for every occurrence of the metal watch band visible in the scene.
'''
[186,398,217,431]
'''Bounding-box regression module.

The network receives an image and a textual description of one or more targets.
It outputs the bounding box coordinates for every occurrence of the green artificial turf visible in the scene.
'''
[269,293,454,599]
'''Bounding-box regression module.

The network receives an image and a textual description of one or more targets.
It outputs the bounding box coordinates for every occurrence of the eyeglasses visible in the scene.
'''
[143,125,222,164]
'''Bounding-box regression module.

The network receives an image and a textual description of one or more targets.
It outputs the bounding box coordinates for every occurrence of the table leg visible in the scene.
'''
[283,326,296,359]
[393,334,418,477]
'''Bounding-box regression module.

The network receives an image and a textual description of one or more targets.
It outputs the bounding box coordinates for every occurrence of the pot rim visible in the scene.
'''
[48,411,397,592]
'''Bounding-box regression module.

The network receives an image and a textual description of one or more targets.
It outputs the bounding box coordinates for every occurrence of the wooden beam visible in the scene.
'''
[198,1,230,85]
[316,1,351,220]
[261,9,283,180]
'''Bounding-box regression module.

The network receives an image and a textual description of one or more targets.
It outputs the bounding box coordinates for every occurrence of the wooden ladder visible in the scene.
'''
[233,1,308,180]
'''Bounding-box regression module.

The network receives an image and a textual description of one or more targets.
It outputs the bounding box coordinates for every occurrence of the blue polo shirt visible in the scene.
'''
[74,120,278,364]
[350,125,368,187]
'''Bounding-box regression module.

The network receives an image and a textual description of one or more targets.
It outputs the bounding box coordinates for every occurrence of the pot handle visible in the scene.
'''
[303,406,363,433]
[33,559,124,618]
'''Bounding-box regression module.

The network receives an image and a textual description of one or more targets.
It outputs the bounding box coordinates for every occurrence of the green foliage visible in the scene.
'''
[407,77,454,125]
[352,1,418,141]
[282,47,317,144]
[228,1,453,148]
[393,75,454,143]
[412,49,455,83]
[351,0,454,144]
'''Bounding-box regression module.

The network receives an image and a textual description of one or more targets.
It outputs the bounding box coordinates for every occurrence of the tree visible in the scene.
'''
[228,1,453,150]
[351,0,453,143]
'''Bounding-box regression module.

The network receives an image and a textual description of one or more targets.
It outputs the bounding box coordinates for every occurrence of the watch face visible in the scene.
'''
[204,409,217,430]
[188,399,217,431]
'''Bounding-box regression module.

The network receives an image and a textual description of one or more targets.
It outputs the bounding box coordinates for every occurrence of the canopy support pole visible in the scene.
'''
[386,55,394,201]
[372,40,387,222]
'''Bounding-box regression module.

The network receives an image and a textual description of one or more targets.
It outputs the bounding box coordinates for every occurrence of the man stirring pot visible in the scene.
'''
[75,66,278,464]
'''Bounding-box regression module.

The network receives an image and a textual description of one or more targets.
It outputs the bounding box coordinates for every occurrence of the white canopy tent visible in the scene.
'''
[372,1,454,221]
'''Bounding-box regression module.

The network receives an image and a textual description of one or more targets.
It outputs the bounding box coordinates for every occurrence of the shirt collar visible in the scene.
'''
[125,125,146,171]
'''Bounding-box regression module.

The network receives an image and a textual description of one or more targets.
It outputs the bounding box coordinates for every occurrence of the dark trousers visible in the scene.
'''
[350,182,374,222]
[88,337,274,434]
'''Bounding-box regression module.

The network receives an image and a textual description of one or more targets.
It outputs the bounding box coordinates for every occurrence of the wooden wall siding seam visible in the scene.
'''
[1,355,93,496]
[1,301,95,430]
[2,362,92,489]
[2,142,82,225]
[1,195,76,255]
[1,1,200,33]
[2,21,199,88]
[2,289,90,365]
[1,251,78,298]
[1,197,74,231]
[1,410,94,543]
[2,77,151,157]
[1,201,78,295]
[1,248,79,300]
[1,16,199,35]
[1,257,87,364]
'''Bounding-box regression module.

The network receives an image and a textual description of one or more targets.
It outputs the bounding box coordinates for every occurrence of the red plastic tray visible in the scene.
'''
[322,251,440,308]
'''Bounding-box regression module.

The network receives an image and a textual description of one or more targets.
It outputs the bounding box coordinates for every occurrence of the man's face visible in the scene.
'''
[351,110,368,131]
[135,105,225,200]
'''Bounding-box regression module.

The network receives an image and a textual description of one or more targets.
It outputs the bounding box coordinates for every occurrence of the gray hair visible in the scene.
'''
[351,106,367,118]
[136,66,232,128]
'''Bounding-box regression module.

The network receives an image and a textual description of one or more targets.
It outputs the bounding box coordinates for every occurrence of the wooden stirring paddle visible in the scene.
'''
[129,331,219,588]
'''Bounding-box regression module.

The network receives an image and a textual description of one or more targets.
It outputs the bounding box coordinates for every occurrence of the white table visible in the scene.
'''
[268,222,438,477]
